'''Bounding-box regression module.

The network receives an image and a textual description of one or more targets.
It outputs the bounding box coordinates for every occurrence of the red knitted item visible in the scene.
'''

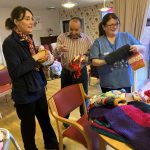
[144,90,150,98]
[69,55,82,79]
[128,52,145,70]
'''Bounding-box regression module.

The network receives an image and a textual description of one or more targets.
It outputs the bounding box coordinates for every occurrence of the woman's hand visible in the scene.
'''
[130,45,146,54]
[92,59,106,66]
[32,50,49,62]
[130,45,139,54]
[38,50,49,63]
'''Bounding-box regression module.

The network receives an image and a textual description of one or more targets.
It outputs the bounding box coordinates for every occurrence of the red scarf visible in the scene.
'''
[15,28,39,71]
[15,28,37,56]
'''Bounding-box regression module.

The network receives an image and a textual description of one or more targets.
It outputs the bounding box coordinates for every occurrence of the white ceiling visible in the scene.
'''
[0,0,104,9]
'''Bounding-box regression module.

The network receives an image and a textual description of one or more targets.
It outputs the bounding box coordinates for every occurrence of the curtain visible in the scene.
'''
[113,0,149,40]
[113,0,150,91]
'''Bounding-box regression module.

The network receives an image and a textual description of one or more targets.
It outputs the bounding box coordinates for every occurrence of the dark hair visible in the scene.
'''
[70,17,82,24]
[5,6,33,30]
[99,13,120,36]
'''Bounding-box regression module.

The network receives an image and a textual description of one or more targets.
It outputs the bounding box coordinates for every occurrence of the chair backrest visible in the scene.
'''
[50,84,86,117]
[0,69,11,86]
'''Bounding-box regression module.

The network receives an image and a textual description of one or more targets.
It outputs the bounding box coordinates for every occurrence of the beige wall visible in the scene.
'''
[0,8,60,45]
[59,4,103,41]
[0,8,60,64]
[59,1,113,41]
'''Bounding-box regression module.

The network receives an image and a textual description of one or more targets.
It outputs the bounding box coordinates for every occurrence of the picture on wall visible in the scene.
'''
[33,16,42,30]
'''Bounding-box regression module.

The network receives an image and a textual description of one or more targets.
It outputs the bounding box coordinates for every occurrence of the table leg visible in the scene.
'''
[100,138,106,150]
[0,113,2,119]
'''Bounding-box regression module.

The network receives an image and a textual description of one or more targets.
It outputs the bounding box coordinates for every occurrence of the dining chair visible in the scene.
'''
[0,69,12,102]
[48,83,101,150]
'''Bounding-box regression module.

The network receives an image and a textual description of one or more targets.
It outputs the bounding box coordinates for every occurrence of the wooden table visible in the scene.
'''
[99,134,133,150]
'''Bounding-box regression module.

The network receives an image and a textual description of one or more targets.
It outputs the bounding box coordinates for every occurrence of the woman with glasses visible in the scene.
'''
[90,13,145,93]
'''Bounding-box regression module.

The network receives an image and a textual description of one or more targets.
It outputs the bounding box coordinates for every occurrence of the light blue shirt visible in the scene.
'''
[90,32,141,89]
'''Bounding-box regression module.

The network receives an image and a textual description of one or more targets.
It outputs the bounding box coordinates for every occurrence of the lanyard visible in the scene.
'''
[105,35,118,52]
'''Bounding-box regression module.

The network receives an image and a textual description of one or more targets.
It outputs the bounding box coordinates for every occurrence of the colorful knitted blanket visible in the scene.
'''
[88,101,150,150]
[89,89,127,107]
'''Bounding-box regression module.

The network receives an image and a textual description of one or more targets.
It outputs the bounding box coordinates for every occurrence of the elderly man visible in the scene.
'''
[55,17,92,123]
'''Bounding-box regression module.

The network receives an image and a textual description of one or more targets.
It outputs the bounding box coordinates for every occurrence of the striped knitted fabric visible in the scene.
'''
[144,90,150,98]
[89,102,150,150]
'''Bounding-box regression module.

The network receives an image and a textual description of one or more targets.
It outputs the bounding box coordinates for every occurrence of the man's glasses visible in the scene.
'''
[106,23,119,28]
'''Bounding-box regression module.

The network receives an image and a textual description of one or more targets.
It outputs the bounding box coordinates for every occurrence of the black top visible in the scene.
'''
[2,31,47,104]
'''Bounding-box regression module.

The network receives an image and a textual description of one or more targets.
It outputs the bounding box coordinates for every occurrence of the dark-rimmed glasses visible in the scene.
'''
[106,23,119,28]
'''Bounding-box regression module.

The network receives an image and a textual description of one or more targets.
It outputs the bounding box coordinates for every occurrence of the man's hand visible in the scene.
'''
[59,45,69,52]
[81,55,86,62]
[130,45,146,54]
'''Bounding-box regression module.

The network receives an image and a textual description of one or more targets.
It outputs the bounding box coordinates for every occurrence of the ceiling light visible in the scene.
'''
[62,0,78,9]
[99,0,111,12]
[48,7,56,9]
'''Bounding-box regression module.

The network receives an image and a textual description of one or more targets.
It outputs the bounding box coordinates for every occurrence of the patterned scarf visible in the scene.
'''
[15,28,36,55]
[15,28,39,71]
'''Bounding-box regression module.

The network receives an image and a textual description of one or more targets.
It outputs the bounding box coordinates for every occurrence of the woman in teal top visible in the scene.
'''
[90,13,146,93]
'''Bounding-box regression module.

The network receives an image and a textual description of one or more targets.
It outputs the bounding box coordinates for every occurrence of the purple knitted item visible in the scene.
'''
[104,105,150,150]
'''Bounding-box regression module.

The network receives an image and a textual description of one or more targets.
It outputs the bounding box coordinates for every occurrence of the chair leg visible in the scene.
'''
[5,95,8,103]
[88,74,91,86]
[100,138,106,150]
[0,113,2,119]
[59,136,63,150]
